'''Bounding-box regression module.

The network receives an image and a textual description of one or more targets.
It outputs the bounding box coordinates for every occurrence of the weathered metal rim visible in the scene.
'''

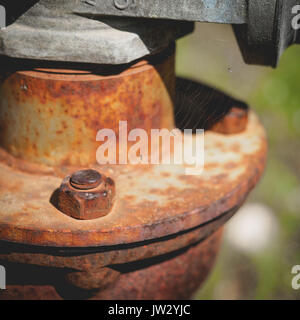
[0,209,232,268]
[0,110,267,247]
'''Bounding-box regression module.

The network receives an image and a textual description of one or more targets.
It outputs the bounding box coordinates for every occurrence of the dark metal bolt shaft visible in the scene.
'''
[70,169,102,190]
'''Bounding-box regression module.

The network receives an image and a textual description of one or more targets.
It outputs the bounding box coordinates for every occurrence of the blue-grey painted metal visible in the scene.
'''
[74,0,247,24]
[0,5,6,29]
[234,0,299,66]
[0,265,5,290]
[0,0,193,64]
[0,0,297,66]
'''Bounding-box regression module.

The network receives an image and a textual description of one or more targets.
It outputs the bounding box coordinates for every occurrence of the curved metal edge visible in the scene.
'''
[0,1,194,64]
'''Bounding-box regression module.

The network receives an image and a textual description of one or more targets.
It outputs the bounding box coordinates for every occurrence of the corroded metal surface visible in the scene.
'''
[0,206,232,272]
[93,228,223,300]
[0,71,267,299]
[210,106,248,134]
[57,170,116,220]
[0,228,223,300]
[0,49,175,166]
[70,170,102,190]
[0,111,267,247]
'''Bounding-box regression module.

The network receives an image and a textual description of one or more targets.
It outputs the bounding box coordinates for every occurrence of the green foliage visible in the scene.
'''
[177,28,300,300]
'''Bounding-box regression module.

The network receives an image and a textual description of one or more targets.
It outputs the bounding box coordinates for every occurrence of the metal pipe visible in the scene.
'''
[0,47,175,166]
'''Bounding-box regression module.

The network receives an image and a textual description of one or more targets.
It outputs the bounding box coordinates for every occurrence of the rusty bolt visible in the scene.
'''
[57,169,115,220]
[210,106,248,134]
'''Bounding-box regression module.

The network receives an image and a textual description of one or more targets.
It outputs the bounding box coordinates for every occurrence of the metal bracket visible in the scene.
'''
[74,0,247,24]
[234,0,299,66]
[0,0,298,66]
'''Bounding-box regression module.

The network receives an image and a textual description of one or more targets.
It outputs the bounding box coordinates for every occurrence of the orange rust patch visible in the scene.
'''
[0,110,267,247]
[0,54,175,167]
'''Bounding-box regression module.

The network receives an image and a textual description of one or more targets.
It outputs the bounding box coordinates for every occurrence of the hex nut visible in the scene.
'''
[210,106,248,134]
[57,169,115,220]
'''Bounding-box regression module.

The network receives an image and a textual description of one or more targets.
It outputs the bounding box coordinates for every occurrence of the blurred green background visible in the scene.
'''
[176,23,300,300]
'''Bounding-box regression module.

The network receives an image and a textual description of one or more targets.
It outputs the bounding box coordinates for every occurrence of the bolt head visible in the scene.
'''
[70,169,102,190]
[57,170,115,220]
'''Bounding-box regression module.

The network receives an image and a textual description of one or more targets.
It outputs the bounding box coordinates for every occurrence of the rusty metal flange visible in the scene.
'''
[0,110,267,248]
[0,76,267,298]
